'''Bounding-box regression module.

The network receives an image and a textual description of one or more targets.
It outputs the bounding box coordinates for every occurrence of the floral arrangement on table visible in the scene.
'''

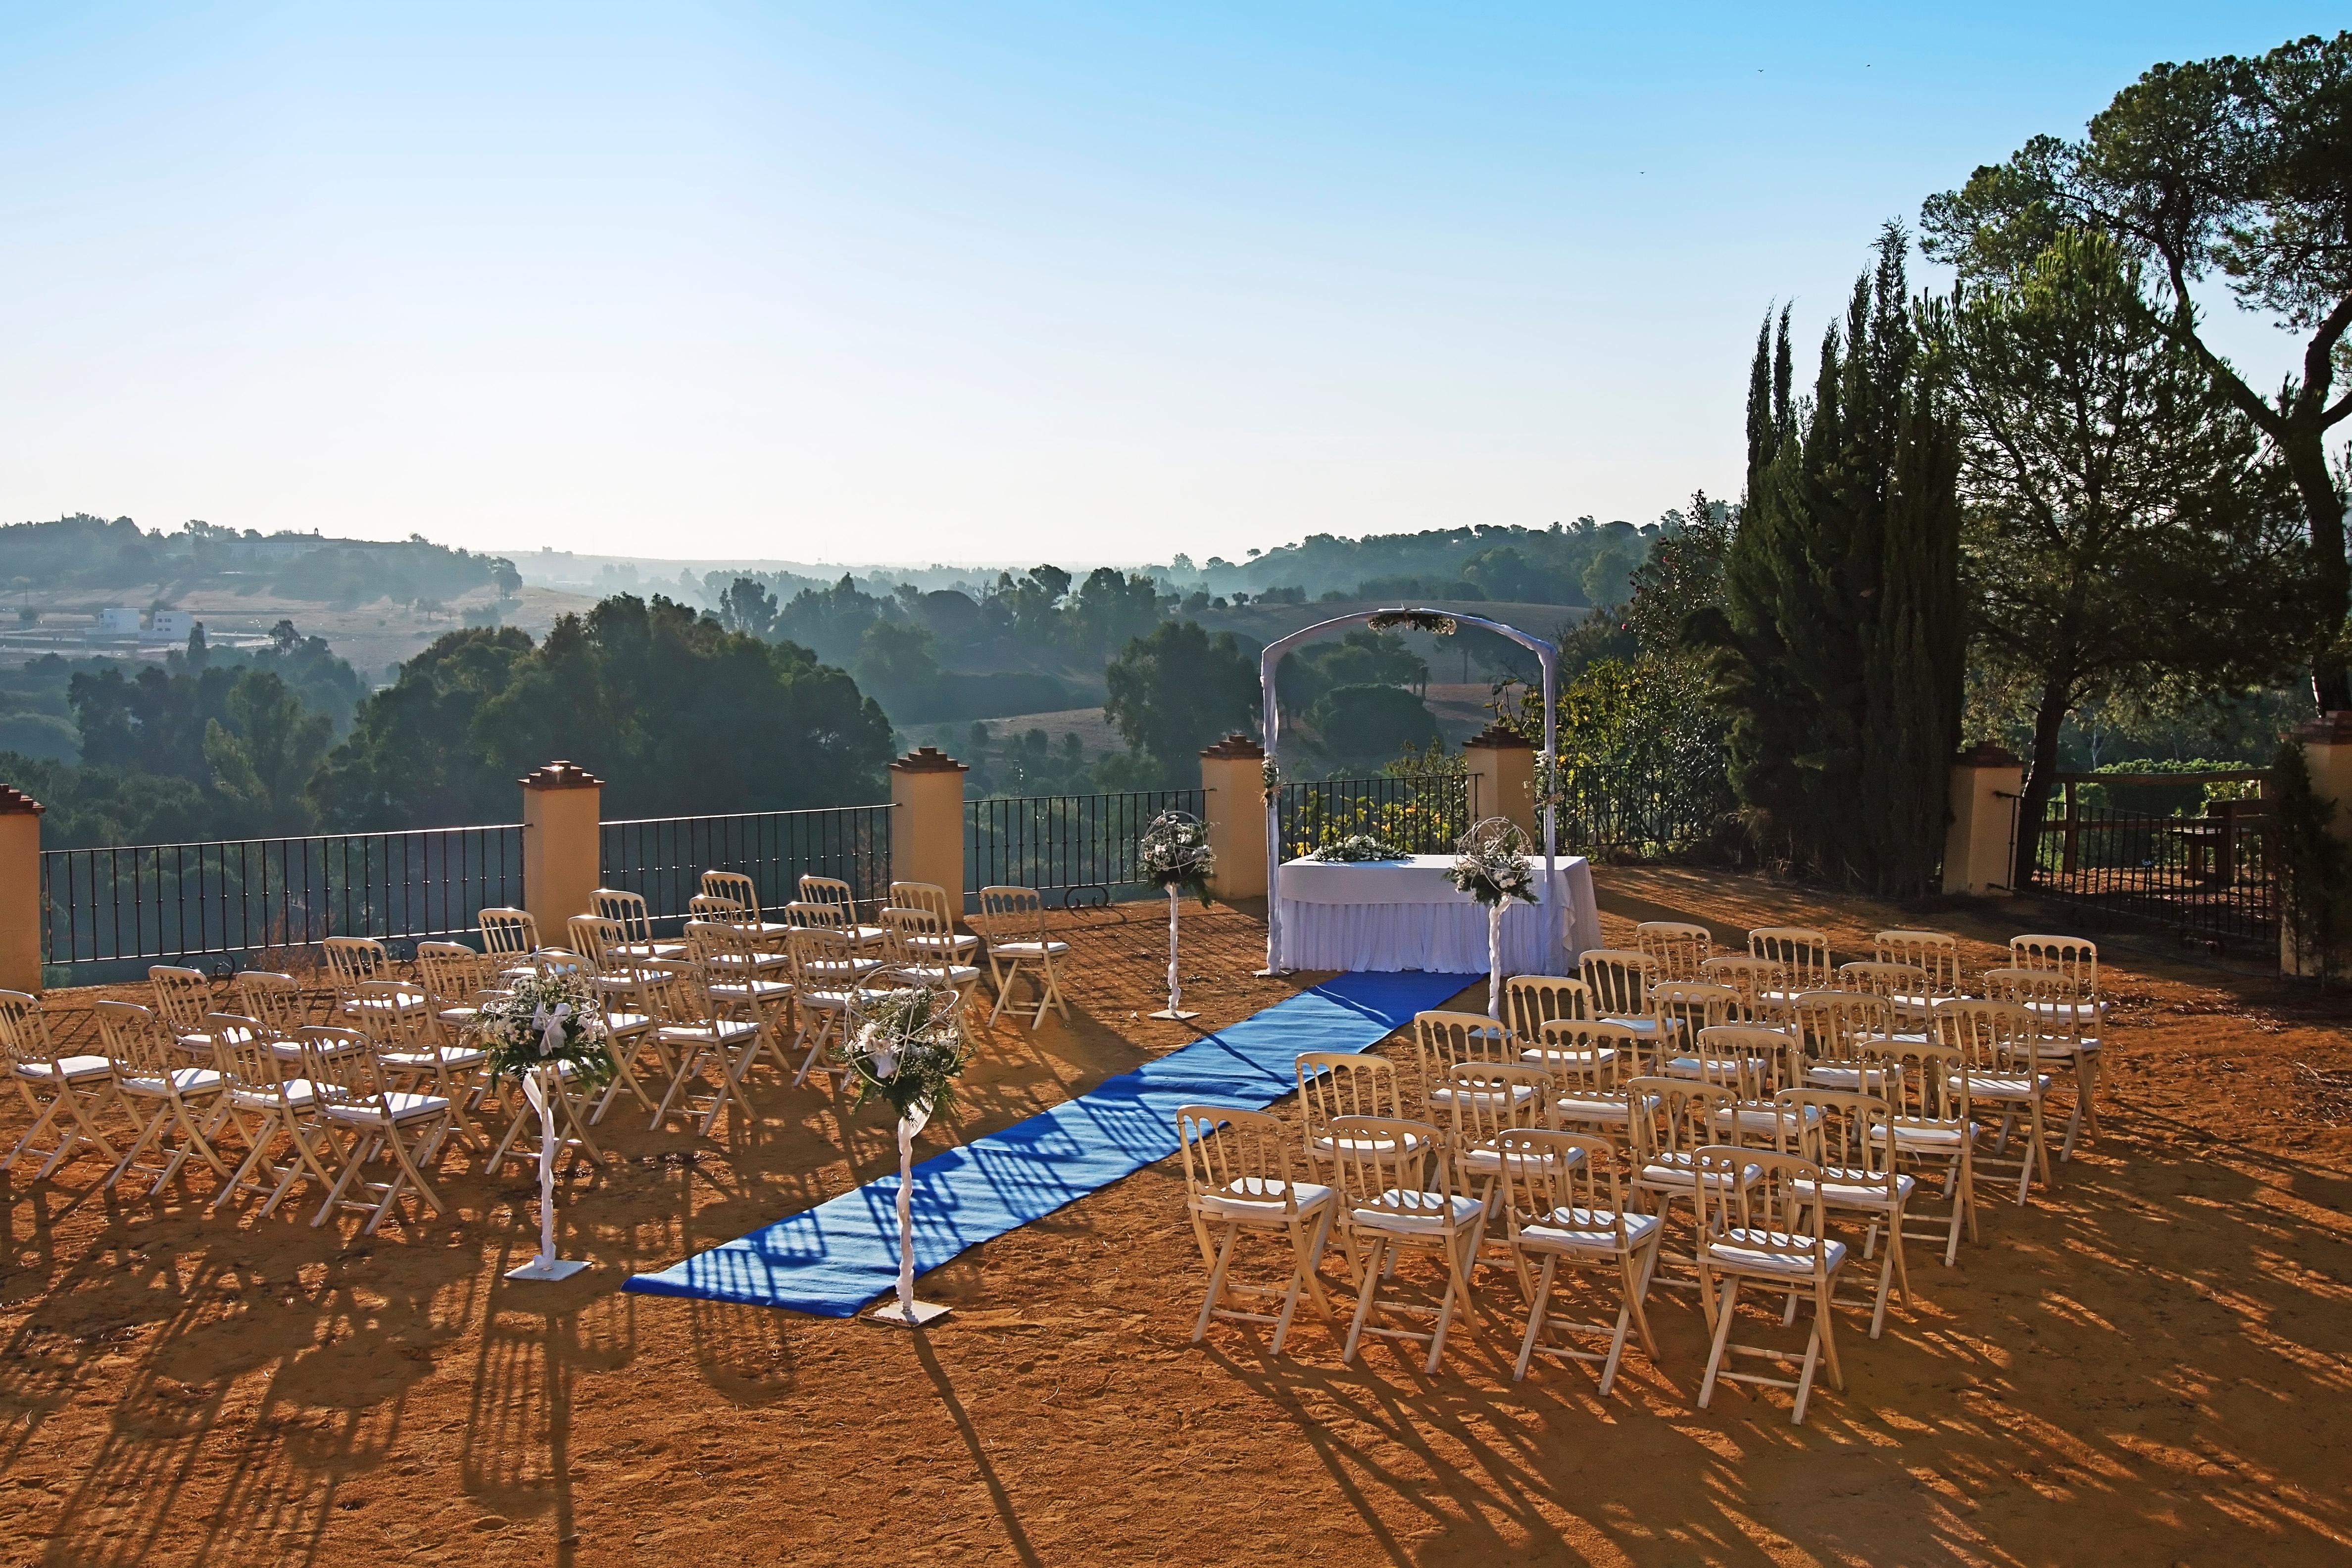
[833,984,971,1125]
[1447,817,1540,907]
[1311,834,1410,863]
[476,971,615,1088]
[1138,810,1217,905]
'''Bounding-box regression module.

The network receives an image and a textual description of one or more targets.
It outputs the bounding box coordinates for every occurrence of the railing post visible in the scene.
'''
[1463,724,1536,842]
[0,785,43,993]
[1942,743,2023,895]
[890,746,968,917]
[2284,712,2352,975]
[1199,734,1268,900]
[520,761,604,939]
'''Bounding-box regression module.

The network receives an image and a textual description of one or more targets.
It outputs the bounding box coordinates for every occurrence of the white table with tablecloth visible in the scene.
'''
[1274,854,1599,976]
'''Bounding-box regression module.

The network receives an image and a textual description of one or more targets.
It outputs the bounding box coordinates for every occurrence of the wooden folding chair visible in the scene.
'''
[887,881,980,965]
[701,871,793,941]
[323,936,433,1034]
[1635,921,1714,982]
[477,908,541,970]
[640,957,764,1134]
[206,1012,343,1218]
[784,927,890,1089]
[1837,961,1934,1037]
[1523,1012,1635,1076]
[1,989,121,1179]
[880,907,984,1008]
[1935,996,2054,1204]
[1176,1105,1338,1355]
[233,970,311,1036]
[1295,1052,1423,1178]
[1538,1020,1657,1151]
[1502,973,1590,1046]
[94,998,233,1197]
[1779,1088,1913,1338]
[1693,1145,1849,1425]
[592,887,686,961]
[148,966,221,1061]
[1580,949,1667,1044]
[1498,1127,1662,1390]
[974,885,1072,1029]
[1445,1061,1556,1280]
[2010,934,2101,1015]
[1750,926,1832,1013]
[1628,1076,1757,1291]
[798,874,887,953]
[1860,1035,1979,1265]
[1701,954,1787,1023]
[1327,1114,1483,1374]
[304,1025,453,1234]
[685,919,797,1082]
[1875,930,1963,1018]
[1413,1010,1517,1116]
[1652,981,1740,1074]
[1983,966,2102,1158]
[364,978,489,1153]
[1789,990,1901,1094]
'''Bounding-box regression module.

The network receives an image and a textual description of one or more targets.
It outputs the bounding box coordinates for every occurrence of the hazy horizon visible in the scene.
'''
[2,4,2328,566]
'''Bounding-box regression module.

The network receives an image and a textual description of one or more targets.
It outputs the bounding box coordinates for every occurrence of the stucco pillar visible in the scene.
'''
[520,761,604,941]
[1942,742,2024,895]
[0,785,43,994]
[1463,724,1537,841]
[2284,712,2352,975]
[1199,734,1269,900]
[889,746,968,915]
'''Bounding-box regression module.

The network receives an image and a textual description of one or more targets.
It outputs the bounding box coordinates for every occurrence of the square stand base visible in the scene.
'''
[1254,968,1291,979]
[505,1257,591,1282]
[868,1299,952,1328]
[1147,1008,1201,1021]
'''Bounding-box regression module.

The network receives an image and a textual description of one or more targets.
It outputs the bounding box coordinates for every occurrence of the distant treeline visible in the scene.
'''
[1,515,521,608]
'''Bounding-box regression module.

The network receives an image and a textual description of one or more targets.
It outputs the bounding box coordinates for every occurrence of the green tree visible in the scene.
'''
[1942,230,2310,885]
[1699,226,1965,891]
[1307,684,1438,769]
[1924,31,2352,707]
[202,669,333,835]
[717,576,780,638]
[852,619,943,719]
[1101,620,1259,784]
[1066,567,1165,659]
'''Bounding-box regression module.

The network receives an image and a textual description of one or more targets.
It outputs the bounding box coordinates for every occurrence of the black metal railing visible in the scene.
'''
[966,789,1204,906]
[2027,798,2274,950]
[1553,760,1733,858]
[40,825,524,977]
[599,806,892,932]
[1277,775,1474,858]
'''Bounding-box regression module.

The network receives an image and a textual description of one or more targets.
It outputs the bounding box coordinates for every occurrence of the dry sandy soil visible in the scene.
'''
[3,871,2350,1567]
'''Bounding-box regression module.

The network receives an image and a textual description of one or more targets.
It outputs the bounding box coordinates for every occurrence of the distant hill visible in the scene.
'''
[0,515,519,606]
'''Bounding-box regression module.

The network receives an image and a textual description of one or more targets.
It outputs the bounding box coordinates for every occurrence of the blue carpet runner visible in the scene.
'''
[623,970,1476,1316]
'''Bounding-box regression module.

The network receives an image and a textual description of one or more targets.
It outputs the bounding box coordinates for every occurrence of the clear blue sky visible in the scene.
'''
[0,4,2333,566]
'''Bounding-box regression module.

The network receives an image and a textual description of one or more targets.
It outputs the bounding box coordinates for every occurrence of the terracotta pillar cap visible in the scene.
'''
[1199,734,1266,760]
[0,785,44,816]
[1463,724,1535,751]
[890,746,969,774]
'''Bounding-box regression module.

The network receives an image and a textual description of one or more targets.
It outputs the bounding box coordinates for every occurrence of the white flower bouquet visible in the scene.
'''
[1138,810,1216,904]
[477,970,614,1088]
[1447,818,1539,908]
[834,985,970,1125]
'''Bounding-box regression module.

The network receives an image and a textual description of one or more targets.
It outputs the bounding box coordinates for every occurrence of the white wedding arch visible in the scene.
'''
[1258,608,1560,975]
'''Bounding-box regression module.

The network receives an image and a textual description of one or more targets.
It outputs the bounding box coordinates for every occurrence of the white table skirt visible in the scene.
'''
[1274,854,1598,976]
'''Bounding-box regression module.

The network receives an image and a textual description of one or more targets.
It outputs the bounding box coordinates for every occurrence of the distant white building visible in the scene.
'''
[146,610,195,642]
[95,607,142,636]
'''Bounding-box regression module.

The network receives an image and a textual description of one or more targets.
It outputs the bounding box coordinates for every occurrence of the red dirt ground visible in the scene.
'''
[4,870,2350,1566]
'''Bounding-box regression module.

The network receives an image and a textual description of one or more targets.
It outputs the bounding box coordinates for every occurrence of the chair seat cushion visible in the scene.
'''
[17,1054,112,1082]
[1520,1046,1619,1069]
[1709,1230,1847,1277]
[907,933,980,956]
[1666,1055,1765,1084]
[1523,1207,1661,1253]
[1712,1103,1819,1136]
[1806,1064,1898,1093]
[1599,1016,1678,1039]
[1872,1121,1975,1150]
[1197,1177,1334,1222]
[892,964,981,987]
[1426,1081,1536,1111]
[1792,1171,1915,1209]
[1310,1129,1428,1158]
[324,1089,448,1123]
[1963,1072,2051,1101]
[124,1067,224,1096]
[231,1079,318,1110]
[1459,1142,1581,1177]
[1552,1093,1645,1125]
[1352,1189,1481,1233]
[994,941,1072,958]
[1638,1154,1760,1191]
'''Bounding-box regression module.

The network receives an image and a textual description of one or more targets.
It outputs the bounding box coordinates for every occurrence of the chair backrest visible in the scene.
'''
[1836,960,1930,1008]
[1875,929,1962,998]
[1502,974,1589,1042]
[592,887,657,944]
[1932,996,2044,1076]
[1446,1062,1553,1153]
[889,881,959,931]
[785,925,861,993]
[0,988,52,1068]
[1414,1010,1515,1102]
[1635,921,1714,981]
[882,905,952,967]
[1624,1075,1740,1165]
[1862,1035,1968,1130]
[702,870,767,923]
[1776,1086,1890,1173]
[1324,1114,1446,1213]
[1981,966,2092,1044]
[92,998,170,1074]
[1699,954,1783,1019]
[478,908,539,958]
[1693,1024,1796,1100]
[631,956,717,1024]
[799,875,863,927]
[299,1024,386,1110]
[2011,933,2098,998]
[320,936,389,998]
[230,970,307,1035]
[1579,950,1657,1017]
[568,915,626,969]
[1494,1127,1625,1236]
[1529,1015,1649,1083]
[1176,1105,1306,1216]
[414,943,493,1006]
[148,966,214,1032]
[1790,989,1897,1072]
[1651,980,1739,1041]
[1296,1052,1404,1150]
[207,1012,287,1097]
[1750,926,1832,991]
[975,885,1046,942]
[685,920,773,985]
[1692,1146,1828,1276]
[529,947,586,980]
